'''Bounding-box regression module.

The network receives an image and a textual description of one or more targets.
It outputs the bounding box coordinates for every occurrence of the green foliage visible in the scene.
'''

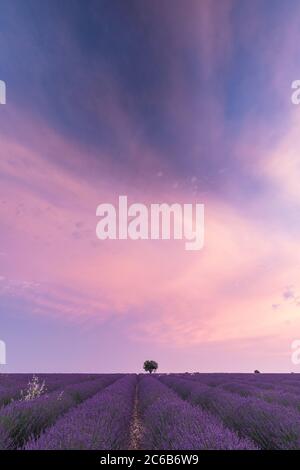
[143,360,158,374]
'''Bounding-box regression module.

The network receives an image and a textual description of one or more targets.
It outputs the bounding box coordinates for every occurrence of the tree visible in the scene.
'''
[143,360,158,374]
[254,370,260,374]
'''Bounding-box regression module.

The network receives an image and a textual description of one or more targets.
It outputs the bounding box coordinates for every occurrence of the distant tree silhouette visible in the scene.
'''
[143,360,158,374]
[254,370,260,374]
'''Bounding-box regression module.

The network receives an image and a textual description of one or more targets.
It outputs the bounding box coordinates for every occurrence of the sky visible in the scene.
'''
[1,0,300,373]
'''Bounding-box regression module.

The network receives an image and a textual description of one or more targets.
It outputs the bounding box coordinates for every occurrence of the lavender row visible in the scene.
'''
[26,375,137,450]
[166,374,300,406]
[177,374,300,411]
[217,380,300,412]
[138,376,257,450]
[0,375,118,449]
[160,376,300,449]
[0,373,98,389]
[0,373,105,408]
[180,373,300,393]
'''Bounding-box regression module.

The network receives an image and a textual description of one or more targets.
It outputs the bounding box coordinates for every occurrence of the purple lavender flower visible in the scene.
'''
[0,375,118,449]
[25,375,136,450]
[139,377,257,450]
[161,375,300,449]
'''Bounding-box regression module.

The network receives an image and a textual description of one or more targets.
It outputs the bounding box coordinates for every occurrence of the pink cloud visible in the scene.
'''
[1,107,300,352]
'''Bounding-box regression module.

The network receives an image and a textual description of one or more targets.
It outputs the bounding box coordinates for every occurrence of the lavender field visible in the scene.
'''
[1,373,300,450]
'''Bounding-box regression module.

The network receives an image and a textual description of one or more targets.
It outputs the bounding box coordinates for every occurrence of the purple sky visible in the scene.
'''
[1,0,300,373]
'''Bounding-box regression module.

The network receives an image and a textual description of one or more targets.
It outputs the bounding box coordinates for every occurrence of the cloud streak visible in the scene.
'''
[1,0,300,370]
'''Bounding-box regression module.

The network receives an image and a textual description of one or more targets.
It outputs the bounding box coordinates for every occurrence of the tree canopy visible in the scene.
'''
[143,360,158,374]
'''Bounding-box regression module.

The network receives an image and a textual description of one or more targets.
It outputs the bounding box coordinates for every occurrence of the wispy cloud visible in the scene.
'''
[1,1,300,370]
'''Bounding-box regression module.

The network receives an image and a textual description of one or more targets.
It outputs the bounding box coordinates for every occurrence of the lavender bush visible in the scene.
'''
[26,375,137,450]
[1,372,300,450]
[161,376,300,449]
[0,375,117,449]
[0,373,102,408]
[139,377,257,450]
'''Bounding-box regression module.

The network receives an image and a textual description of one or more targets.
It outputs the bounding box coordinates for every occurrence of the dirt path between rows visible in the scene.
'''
[129,384,143,450]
